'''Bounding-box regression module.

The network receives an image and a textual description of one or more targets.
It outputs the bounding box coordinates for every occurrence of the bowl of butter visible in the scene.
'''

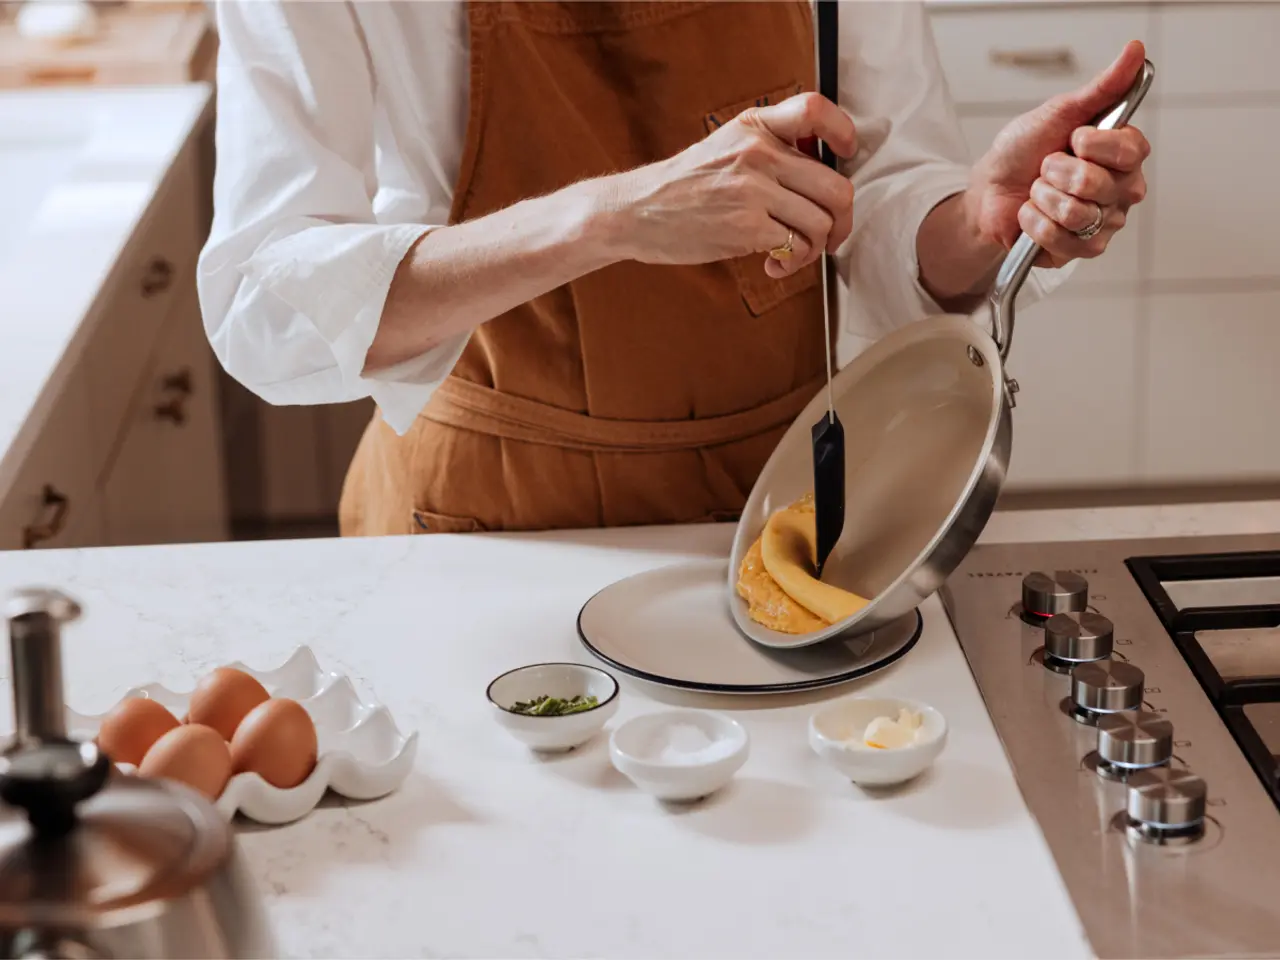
[808,696,946,786]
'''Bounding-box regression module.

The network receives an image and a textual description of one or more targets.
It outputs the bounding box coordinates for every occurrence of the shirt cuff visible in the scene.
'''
[243,221,473,435]
[837,167,969,358]
[839,173,1080,363]
[895,183,1080,316]
[364,330,472,436]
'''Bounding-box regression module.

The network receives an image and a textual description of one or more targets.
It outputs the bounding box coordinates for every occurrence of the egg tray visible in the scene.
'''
[64,646,418,825]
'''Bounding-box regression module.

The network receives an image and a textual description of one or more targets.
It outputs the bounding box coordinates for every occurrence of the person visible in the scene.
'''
[198,1,1150,537]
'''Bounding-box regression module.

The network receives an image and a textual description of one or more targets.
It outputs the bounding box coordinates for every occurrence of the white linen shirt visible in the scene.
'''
[198,0,1070,436]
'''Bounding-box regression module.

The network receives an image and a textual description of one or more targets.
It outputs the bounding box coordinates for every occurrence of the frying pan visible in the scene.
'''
[728,60,1156,650]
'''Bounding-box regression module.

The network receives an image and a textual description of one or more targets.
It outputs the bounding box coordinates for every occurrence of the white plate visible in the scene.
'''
[66,646,418,825]
[577,560,921,694]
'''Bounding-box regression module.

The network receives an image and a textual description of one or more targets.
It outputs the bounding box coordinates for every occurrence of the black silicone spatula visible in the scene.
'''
[811,0,844,579]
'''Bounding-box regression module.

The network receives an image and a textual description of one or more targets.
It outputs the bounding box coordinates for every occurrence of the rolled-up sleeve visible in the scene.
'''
[197,1,465,435]
[836,0,1072,350]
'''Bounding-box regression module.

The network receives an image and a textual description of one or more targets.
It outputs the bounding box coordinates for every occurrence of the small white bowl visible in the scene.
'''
[809,696,947,786]
[487,662,620,752]
[609,709,749,802]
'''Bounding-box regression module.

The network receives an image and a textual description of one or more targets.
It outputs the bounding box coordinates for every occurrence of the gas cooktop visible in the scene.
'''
[942,532,1280,960]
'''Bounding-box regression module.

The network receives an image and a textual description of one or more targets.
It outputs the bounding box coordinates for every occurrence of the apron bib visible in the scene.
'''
[340,0,826,535]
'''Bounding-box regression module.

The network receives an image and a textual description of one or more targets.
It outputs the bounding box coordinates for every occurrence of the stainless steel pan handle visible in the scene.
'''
[990,59,1155,364]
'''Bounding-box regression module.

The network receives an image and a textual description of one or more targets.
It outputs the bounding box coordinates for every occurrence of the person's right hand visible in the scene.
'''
[610,93,858,279]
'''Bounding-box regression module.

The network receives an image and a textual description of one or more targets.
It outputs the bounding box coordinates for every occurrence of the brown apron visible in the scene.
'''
[339,0,826,536]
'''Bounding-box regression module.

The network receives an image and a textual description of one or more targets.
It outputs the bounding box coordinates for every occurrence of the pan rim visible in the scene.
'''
[728,314,1005,649]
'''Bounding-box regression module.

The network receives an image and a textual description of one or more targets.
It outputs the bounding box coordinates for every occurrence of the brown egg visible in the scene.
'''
[138,724,233,800]
[96,697,181,767]
[230,698,318,789]
[186,667,270,741]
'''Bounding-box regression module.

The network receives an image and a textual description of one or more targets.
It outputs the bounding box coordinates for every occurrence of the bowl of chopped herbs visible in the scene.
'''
[487,662,620,752]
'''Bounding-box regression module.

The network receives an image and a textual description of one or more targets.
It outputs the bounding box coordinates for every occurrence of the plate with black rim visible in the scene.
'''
[577,559,922,694]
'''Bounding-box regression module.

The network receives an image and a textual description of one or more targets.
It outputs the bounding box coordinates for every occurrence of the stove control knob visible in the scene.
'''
[1097,710,1173,771]
[1125,768,1207,842]
[1044,611,1114,666]
[1069,660,1144,724]
[1022,571,1089,620]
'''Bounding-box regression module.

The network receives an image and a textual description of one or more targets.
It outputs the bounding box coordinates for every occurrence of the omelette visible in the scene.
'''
[735,495,870,635]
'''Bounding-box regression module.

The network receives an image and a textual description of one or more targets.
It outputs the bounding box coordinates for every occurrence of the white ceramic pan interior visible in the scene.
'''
[727,314,1003,649]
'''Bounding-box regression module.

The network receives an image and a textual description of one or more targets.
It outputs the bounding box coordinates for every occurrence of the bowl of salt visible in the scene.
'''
[608,709,749,802]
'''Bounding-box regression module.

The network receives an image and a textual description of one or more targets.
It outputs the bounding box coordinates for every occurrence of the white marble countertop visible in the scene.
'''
[2,499,1278,957]
[0,84,210,494]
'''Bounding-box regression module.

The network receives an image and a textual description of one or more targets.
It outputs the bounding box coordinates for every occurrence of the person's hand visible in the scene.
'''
[612,93,857,278]
[967,40,1151,268]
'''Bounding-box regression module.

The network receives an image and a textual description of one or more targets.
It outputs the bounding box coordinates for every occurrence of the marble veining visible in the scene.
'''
[1,501,1275,956]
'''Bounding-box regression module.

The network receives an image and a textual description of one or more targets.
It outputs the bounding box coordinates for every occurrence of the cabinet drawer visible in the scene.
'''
[929,6,1154,108]
[0,375,101,551]
[85,145,200,482]
[1158,4,1280,97]
[1149,104,1280,281]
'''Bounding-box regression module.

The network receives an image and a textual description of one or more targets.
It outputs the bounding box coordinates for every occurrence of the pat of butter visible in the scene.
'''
[863,708,923,749]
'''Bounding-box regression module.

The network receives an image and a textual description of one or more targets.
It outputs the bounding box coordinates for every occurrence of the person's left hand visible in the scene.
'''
[967,40,1150,268]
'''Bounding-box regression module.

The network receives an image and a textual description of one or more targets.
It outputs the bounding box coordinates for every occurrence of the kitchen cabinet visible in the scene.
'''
[929,5,1154,108]
[101,281,228,546]
[1156,4,1280,98]
[0,109,228,551]
[0,373,102,551]
[84,143,200,475]
[1005,295,1142,489]
[930,0,1280,495]
[1148,105,1280,282]
[1142,290,1280,484]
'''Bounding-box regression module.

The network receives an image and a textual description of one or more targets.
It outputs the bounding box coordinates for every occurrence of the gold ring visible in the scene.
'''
[769,229,795,262]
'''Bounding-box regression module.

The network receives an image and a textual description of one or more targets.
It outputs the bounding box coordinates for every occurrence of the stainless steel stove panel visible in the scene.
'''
[942,532,1280,960]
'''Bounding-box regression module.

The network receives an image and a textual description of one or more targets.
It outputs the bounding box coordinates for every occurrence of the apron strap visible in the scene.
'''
[422,375,823,454]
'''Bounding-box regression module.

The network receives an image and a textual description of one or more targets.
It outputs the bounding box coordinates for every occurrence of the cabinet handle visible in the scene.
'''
[140,258,173,298]
[989,48,1076,72]
[154,367,194,426]
[22,485,70,549]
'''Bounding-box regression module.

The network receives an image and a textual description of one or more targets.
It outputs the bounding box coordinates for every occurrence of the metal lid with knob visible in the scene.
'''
[1022,571,1088,621]
[1124,767,1208,844]
[0,587,110,838]
[1068,660,1144,725]
[1043,611,1113,672]
[1096,710,1173,777]
[0,587,275,958]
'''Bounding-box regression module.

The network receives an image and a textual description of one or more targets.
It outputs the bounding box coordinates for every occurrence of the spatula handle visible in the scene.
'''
[990,59,1155,363]
[816,0,839,171]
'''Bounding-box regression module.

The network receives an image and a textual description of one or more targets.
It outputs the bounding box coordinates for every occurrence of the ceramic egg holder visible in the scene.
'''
[65,647,418,825]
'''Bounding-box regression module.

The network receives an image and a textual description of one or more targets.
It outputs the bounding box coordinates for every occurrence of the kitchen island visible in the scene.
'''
[3,500,1278,958]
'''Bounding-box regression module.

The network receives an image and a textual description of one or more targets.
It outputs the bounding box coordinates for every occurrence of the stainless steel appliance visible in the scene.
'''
[0,588,276,959]
[942,533,1280,959]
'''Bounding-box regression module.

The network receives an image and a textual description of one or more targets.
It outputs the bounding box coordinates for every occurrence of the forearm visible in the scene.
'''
[365,178,629,372]
[915,190,1005,314]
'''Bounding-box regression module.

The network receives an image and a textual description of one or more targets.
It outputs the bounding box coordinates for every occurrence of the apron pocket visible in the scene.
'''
[410,509,485,534]
[704,82,823,318]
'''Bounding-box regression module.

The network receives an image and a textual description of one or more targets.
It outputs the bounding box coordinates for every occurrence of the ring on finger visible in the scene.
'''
[768,228,795,262]
[1074,203,1104,241]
